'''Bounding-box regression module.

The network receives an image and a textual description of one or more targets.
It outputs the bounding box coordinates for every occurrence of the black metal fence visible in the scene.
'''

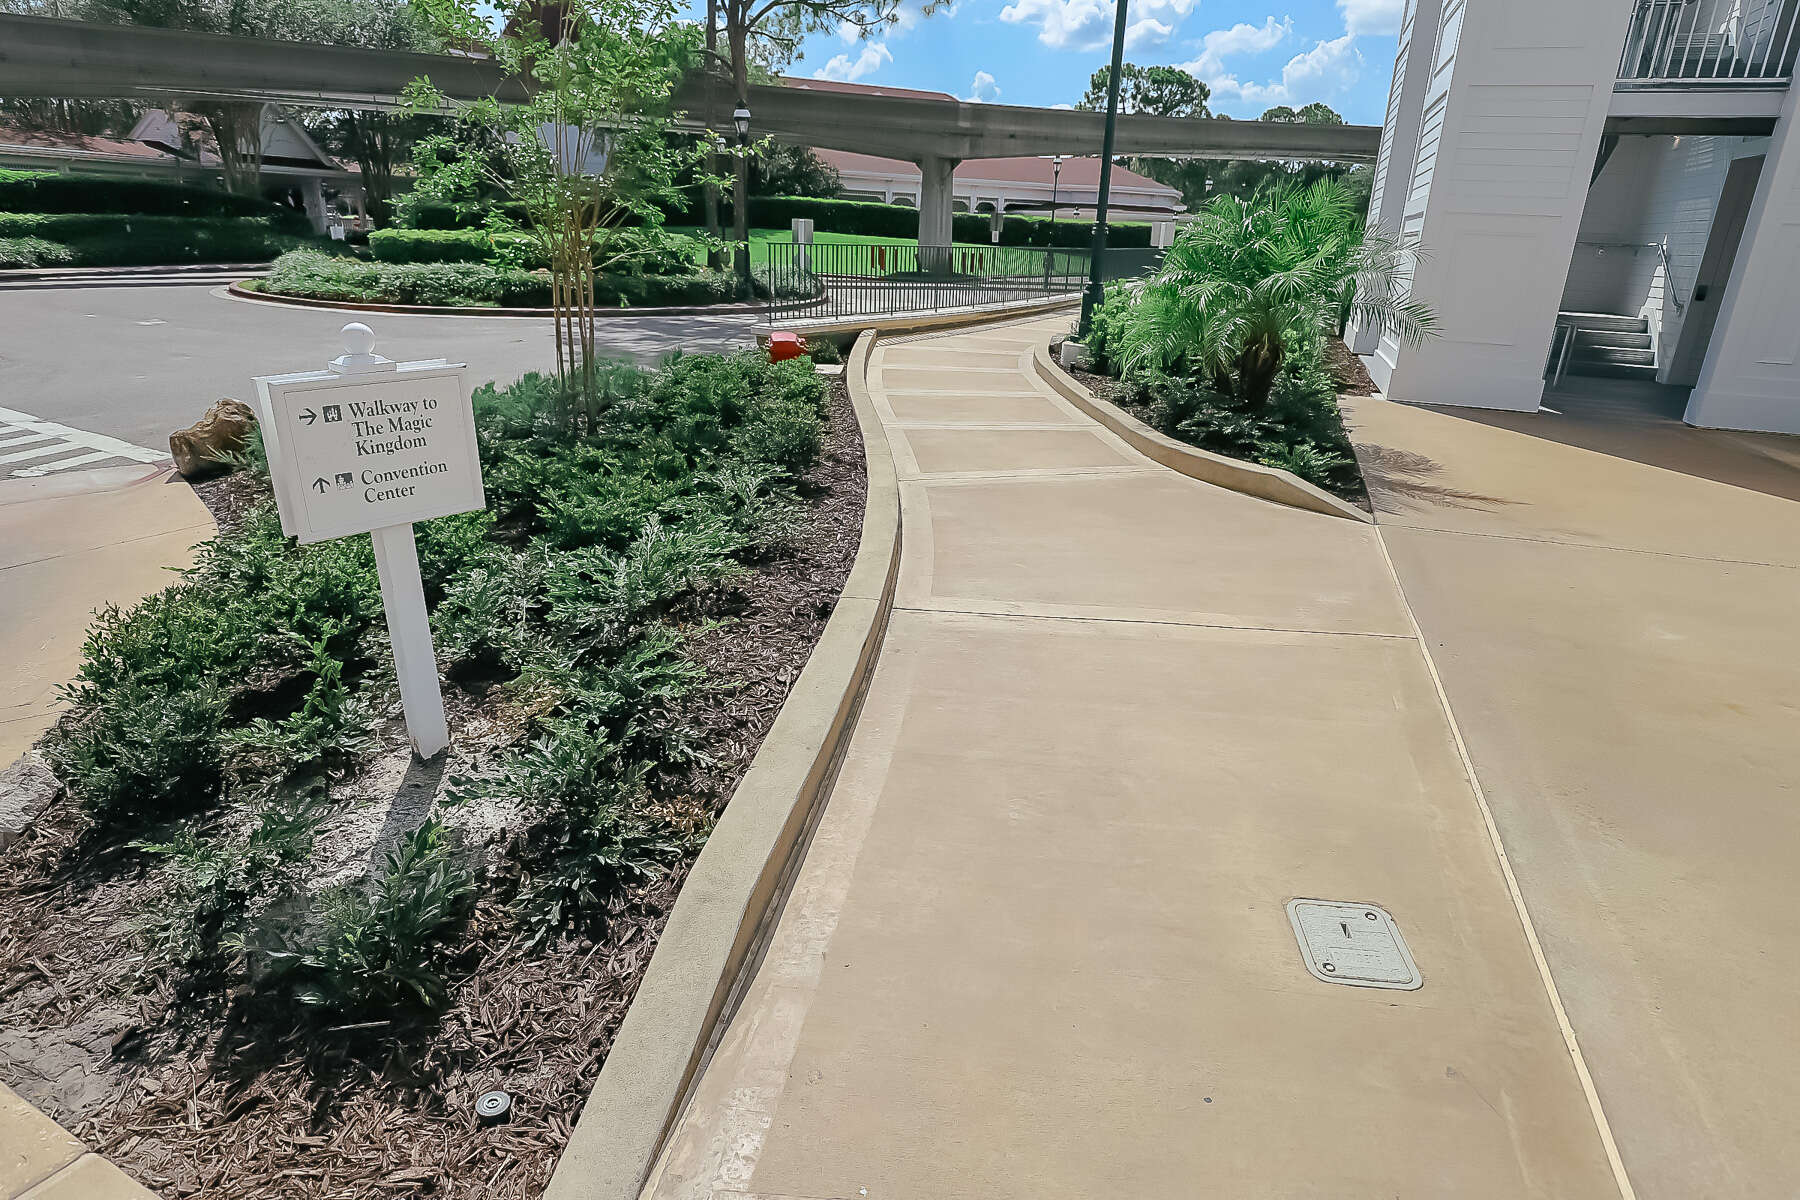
[756,240,1093,324]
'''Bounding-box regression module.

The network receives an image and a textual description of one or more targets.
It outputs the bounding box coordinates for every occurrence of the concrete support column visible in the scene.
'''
[1370,0,1634,411]
[1686,86,1800,433]
[916,153,958,249]
[1350,0,1444,354]
[300,175,329,235]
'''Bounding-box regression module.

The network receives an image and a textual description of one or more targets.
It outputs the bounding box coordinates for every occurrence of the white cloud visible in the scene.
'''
[999,0,1195,51]
[964,70,1002,102]
[1184,22,1361,112]
[1337,0,1403,36]
[813,40,892,82]
[1181,15,1293,81]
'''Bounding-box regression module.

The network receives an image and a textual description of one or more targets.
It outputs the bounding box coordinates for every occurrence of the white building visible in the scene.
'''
[1357,0,1800,434]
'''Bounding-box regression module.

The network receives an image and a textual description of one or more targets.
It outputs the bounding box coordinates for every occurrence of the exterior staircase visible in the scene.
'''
[1557,312,1657,381]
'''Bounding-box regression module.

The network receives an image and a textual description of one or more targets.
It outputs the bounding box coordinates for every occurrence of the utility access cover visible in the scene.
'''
[1287,899,1422,990]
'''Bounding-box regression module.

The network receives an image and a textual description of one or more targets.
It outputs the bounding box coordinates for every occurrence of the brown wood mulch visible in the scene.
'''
[0,379,867,1199]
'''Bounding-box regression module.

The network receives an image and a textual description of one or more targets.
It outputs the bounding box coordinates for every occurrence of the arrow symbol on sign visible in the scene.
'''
[312,477,329,493]
[299,408,318,426]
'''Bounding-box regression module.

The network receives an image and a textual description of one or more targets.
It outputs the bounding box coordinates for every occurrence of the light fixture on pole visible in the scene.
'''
[1050,154,1064,225]
[1079,0,1129,338]
[732,102,752,299]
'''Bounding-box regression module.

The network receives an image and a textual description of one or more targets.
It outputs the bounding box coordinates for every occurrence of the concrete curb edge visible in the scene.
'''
[541,328,902,1200]
[225,281,826,320]
[1029,343,1374,524]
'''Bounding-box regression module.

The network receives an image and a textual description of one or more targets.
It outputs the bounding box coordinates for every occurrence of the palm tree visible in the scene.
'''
[1119,177,1436,408]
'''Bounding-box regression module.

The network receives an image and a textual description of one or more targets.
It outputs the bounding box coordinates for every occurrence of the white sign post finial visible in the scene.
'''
[254,323,486,760]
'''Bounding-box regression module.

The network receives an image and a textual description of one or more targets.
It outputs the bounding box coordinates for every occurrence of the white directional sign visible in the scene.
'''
[252,324,484,759]
[255,356,483,545]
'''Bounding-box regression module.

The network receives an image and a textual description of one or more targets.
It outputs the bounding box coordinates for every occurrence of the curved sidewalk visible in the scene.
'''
[640,315,1623,1199]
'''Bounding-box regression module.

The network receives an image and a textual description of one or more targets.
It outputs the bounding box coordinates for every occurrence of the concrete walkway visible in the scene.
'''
[1345,385,1800,1200]
[640,316,1623,1199]
[0,463,213,764]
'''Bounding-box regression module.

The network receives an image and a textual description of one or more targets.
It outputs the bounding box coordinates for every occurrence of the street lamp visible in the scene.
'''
[1049,154,1064,226]
[732,102,752,299]
[1078,0,1129,338]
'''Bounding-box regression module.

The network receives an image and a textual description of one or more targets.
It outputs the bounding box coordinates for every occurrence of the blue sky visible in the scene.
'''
[786,0,1401,124]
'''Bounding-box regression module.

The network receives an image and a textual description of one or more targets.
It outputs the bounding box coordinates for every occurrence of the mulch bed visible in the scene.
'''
[1060,336,1374,511]
[0,380,867,1199]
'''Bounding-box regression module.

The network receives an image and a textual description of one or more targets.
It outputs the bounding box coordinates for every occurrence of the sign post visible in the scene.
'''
[254,324,484,759]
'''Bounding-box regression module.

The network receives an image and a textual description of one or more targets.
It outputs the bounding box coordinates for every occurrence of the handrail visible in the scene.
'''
[1617,0,1800,85]
[1657,238,1688,314]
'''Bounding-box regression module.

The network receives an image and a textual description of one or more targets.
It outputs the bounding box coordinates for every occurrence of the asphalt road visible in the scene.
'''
[0,282,760,450]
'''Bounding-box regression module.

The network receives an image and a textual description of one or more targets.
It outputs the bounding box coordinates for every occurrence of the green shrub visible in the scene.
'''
[368,226,547,268]
[0,213,310,267]
[135,795,323,971]
[732,396,823,474]
[0,236,74,268]
[0,173,302,221]
[397,198,531,230]
[49,680,227,821]
[262,248,730,309]
[1082,283,1133,374]
[259,818,476,1014]
[804,338,842,365]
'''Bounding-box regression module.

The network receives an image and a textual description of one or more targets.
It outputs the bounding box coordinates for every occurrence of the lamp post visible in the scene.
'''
[1049,154,1064,226]
[732,102,752,300]
[1078,0,1129,338]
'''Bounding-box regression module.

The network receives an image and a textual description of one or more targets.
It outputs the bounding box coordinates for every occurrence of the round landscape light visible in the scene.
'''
[475,1090,513,1123]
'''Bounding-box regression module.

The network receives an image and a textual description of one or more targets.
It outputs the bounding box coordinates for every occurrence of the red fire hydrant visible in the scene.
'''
[767,332,806,363]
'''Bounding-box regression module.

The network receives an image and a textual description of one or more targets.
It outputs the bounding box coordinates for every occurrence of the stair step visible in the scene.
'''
[1567,361,1659,381]
[1575,330,1653,350]
[1573,346,1656,367]
[1559,311,1650,334]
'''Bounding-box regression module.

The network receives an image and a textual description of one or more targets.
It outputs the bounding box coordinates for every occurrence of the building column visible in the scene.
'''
[1686,87,1800,433]
[300,176,329,235]
[915,154,958,247]
[1370,0,1634,411]
[1350,0,1444,354]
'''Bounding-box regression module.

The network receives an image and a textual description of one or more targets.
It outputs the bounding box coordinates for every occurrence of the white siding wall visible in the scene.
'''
[1557,134,1770,375]
[1370,0,1632,410]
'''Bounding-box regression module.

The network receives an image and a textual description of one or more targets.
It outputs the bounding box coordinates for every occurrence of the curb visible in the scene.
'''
[225,282,826,320]
[542,328,902,1200]
[766,293,1078,342]
[0,1084,156,1199]
[0,262,272,281]
[1030,343,1373,523]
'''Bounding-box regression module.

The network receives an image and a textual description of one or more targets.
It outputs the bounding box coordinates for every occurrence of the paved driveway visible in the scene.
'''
[1344,379,1800,1200]
[0,282,757,453]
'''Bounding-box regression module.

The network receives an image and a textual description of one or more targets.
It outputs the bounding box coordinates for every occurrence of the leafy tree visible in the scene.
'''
[1075,62,1211,216]
[1117,177,1435,408]
[752,142,841,197]
[1079,63,1210,118]
[406,0,710,414]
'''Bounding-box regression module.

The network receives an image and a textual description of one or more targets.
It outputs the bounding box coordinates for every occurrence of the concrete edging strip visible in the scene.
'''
[542,328,902,1200]
[1029,343,1373,523]
[225,281,826,320]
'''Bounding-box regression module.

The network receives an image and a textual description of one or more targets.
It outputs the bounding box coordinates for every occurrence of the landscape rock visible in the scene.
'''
[0,751,61,851]
[169,398,257,479]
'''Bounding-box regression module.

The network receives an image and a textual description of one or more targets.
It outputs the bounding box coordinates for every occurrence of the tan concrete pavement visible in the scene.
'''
[1345,386,1800,1200]
[0,463,213,764]
[640,317,1623,1200]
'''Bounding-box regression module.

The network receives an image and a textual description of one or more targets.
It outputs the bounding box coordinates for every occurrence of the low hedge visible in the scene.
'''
[0,236,76,269]
[261,249,740,309]
[369,227,544,268]
[742,195,1152,248]
[0,172,304,222]
[398,199,531,230]
[369,227,702,276]
[0,214,311,268]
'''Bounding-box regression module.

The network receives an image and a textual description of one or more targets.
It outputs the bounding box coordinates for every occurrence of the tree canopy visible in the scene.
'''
[1077,63,1211,118]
